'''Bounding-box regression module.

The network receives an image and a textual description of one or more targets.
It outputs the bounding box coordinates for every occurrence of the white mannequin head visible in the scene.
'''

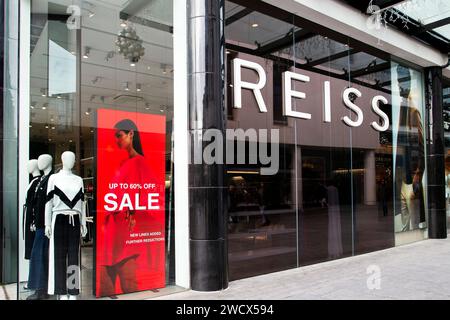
[37,154,53,175]
[27,159,40,177]
[61,151,75,171]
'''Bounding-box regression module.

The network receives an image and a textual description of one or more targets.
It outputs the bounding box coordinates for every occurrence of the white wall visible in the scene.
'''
[173,0,190,289]
[18,0,31,283]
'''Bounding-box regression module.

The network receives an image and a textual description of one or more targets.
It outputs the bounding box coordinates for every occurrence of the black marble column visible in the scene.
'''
[187,0,228,291]
[426,67,447,239]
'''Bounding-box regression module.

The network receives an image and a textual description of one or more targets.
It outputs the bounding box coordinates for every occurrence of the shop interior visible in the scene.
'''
[21,0,178,299]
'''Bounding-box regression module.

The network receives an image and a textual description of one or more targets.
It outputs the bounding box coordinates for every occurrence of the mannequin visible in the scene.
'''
[28,159,41,177]
[45,151,87,300]
[27,154,53,300]
[23,159,41,260]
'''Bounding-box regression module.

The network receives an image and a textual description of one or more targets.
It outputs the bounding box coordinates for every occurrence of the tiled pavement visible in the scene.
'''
[153,238,450,300]
[2,237,450,300]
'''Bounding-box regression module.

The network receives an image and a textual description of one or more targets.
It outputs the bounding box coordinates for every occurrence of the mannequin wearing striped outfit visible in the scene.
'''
[45,151,87,300]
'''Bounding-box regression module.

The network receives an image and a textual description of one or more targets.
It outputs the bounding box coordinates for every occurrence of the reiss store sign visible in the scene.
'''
[232,58,390,132]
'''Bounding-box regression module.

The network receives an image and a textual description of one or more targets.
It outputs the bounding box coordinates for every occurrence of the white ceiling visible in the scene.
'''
[225,10,295,47]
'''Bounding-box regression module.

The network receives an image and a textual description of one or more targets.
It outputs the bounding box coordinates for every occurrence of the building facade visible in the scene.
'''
[0,0,449,299]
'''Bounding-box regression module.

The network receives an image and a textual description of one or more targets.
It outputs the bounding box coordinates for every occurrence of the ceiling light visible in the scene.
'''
[116,26,145,64]
[57,95,61,99]
[85,108,91,116]
[130,63,136,67]
[83,1,96,18]
[161,63,167,74]
[48,138,52,142]
[51,126,56,130]
[30,105,34,109]
[29,125,32,128]
[41,88,47,97]
[252,23,259,28]
[105,51,115,61]
[42,103,48,110]
[69,139,73,143]
[136,83,142,92]
[92,76,102,84]
[45,124,49,129]
[120,20,127,27]
[124,82,130,91]
[90,129,94,133]
[50,117,54,122]
[83,46,90,59]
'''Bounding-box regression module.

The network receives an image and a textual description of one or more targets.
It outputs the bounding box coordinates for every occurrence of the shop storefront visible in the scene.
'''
[0,0,448,300]
[224,0,431,280]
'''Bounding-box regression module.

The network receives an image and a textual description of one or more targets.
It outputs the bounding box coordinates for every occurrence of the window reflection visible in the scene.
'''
[443,82,450,231]
[21,0,174,300]
[392,64,426,233]
[225,0,426,279]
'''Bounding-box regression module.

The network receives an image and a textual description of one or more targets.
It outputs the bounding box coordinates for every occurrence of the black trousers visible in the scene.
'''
[27,228,48,290]
[52,214,81,295]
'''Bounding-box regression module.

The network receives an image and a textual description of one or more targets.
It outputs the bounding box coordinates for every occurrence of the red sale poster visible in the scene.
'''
[95,109,166,297]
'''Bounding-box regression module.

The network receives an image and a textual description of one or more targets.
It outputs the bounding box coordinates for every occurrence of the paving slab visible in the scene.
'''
[153,238,450,300]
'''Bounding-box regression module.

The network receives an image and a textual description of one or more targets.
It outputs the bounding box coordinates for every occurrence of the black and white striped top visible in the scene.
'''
[45,170,86,227]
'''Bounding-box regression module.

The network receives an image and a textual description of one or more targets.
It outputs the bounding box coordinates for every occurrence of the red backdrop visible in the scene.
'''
[96,109,166,297]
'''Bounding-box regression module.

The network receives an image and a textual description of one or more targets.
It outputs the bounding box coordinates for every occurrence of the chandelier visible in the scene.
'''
[115,24,145,64]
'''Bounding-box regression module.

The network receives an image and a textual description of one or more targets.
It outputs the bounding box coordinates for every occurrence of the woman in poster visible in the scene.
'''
[99,119,158,296]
